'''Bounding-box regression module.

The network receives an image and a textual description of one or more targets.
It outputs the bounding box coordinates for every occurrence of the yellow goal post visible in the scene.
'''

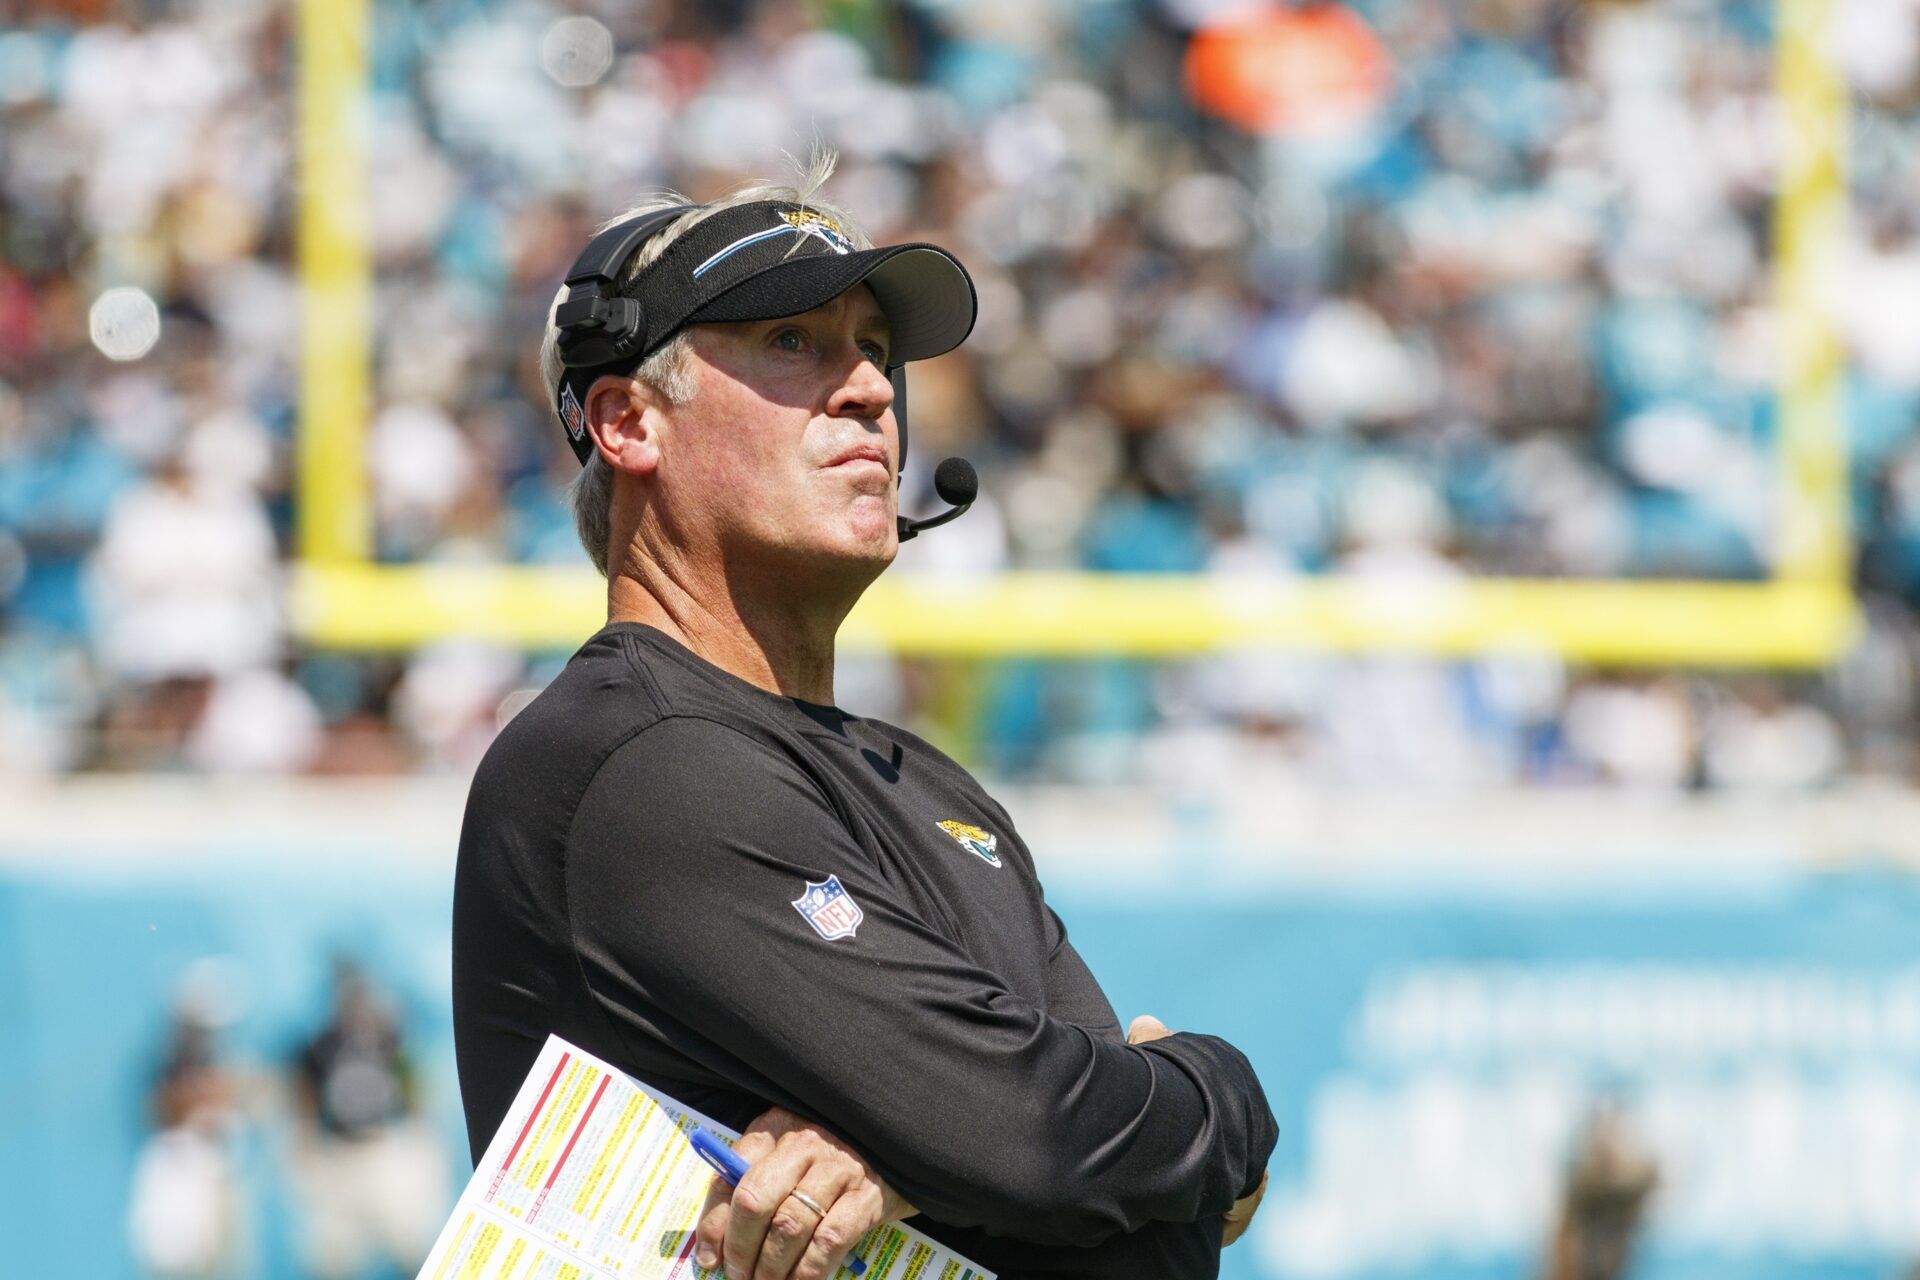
[290,0,1855,666]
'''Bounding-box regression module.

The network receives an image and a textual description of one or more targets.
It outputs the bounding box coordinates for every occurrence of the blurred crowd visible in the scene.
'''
[129,957,448,1280]
[5,0,1920,787]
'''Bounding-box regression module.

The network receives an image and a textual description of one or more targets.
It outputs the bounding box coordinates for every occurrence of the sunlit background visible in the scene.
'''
[5,0,1920,1276]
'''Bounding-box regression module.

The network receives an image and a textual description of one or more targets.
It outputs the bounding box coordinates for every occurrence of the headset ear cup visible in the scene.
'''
[608,297,645,361]
[553,204,694,374]
[558,296,647,369]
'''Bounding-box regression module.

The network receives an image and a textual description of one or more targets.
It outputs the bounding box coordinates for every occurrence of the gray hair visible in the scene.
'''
[543,148,874,577]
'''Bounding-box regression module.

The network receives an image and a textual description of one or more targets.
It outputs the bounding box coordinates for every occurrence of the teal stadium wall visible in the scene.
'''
[5,819,1920,1279]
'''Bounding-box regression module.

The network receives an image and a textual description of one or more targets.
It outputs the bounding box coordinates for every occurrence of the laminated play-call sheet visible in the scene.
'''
[417,1035,996,1280]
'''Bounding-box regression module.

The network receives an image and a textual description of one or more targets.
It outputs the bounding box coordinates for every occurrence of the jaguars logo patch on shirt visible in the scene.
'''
[936,820,1002,869]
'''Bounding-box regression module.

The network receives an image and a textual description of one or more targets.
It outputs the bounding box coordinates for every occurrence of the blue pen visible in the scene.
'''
[689,1126,869,1277]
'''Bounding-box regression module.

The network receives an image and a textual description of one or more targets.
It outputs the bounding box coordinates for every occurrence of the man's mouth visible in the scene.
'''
[825,444,890,476]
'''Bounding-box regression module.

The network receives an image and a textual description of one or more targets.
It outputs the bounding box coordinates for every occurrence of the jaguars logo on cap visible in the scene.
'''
[936,820,1002,869]
[779,208,855,256]
[693,206,857,279]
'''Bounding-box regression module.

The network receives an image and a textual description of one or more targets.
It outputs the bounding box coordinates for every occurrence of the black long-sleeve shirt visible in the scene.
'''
[452,622,1277,1278]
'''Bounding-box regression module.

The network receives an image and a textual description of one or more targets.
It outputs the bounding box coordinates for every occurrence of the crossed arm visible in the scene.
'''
[695,1013,1272,1280]
[568,718,1277,1280]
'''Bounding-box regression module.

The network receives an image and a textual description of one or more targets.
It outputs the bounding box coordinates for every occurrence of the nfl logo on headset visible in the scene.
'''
[792,875,863,941]
[559,384,586,442]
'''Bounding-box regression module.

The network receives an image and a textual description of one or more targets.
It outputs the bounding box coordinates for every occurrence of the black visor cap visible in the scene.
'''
[685,242,976,365]
[556,201,976,463]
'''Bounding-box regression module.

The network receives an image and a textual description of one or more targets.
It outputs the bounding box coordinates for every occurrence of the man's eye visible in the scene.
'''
[860,341,888,367]
[773,328,807,351]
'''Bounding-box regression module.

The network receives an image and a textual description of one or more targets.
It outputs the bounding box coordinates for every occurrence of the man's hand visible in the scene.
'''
[1222,1170,1268,1246]
[694,1105,916,1280]
[1126,1014,1173,1044]
[1128,1014,1268,1249]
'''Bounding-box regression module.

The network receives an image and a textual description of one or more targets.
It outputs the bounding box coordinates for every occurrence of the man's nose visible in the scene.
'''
[826,351,895,422]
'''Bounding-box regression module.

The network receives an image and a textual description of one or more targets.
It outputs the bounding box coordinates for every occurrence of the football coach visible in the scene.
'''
[452,154,1276,1280]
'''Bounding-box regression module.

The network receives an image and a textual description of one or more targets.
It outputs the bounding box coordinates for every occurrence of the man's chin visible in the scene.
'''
[829,498,899,563]
[769,515,896,582]
[827,523,899,572]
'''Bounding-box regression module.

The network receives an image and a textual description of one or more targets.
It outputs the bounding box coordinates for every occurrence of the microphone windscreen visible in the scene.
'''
[932,456,978,506]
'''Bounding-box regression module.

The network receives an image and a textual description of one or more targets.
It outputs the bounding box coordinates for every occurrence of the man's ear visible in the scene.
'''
[586,374,664,476]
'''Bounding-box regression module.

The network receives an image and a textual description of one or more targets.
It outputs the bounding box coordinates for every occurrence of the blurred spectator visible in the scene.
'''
[87,453,279,685]
[1541,1104,1661,1280]
[127,996,247,1280]
[1700,678,1845,790]
[287,959,448,1280]
[1562,678,1700,790]
[390,640,522,773]
[184,662,324,773]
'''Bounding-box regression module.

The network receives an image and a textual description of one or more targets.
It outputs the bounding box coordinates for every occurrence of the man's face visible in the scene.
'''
[662,283,899,580]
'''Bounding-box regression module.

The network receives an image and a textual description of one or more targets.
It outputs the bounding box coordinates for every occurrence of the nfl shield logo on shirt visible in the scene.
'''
[792,875,863,941]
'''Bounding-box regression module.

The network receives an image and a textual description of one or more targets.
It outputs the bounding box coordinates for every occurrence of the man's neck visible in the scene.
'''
[606,559,848,705]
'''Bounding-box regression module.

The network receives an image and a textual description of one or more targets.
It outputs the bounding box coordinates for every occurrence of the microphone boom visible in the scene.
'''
[898,457,978,542]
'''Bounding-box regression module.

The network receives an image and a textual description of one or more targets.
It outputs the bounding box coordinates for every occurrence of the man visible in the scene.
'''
[289,959,448,1279]
[453,156,1276,1280]
[128,993,244,1280]
[1541,1105,1659,1280]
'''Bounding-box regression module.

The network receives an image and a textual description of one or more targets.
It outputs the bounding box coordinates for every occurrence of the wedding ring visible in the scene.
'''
[788,1189,827,1218]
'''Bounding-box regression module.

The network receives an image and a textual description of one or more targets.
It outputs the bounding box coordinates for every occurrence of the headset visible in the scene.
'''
[553,205,976,542]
